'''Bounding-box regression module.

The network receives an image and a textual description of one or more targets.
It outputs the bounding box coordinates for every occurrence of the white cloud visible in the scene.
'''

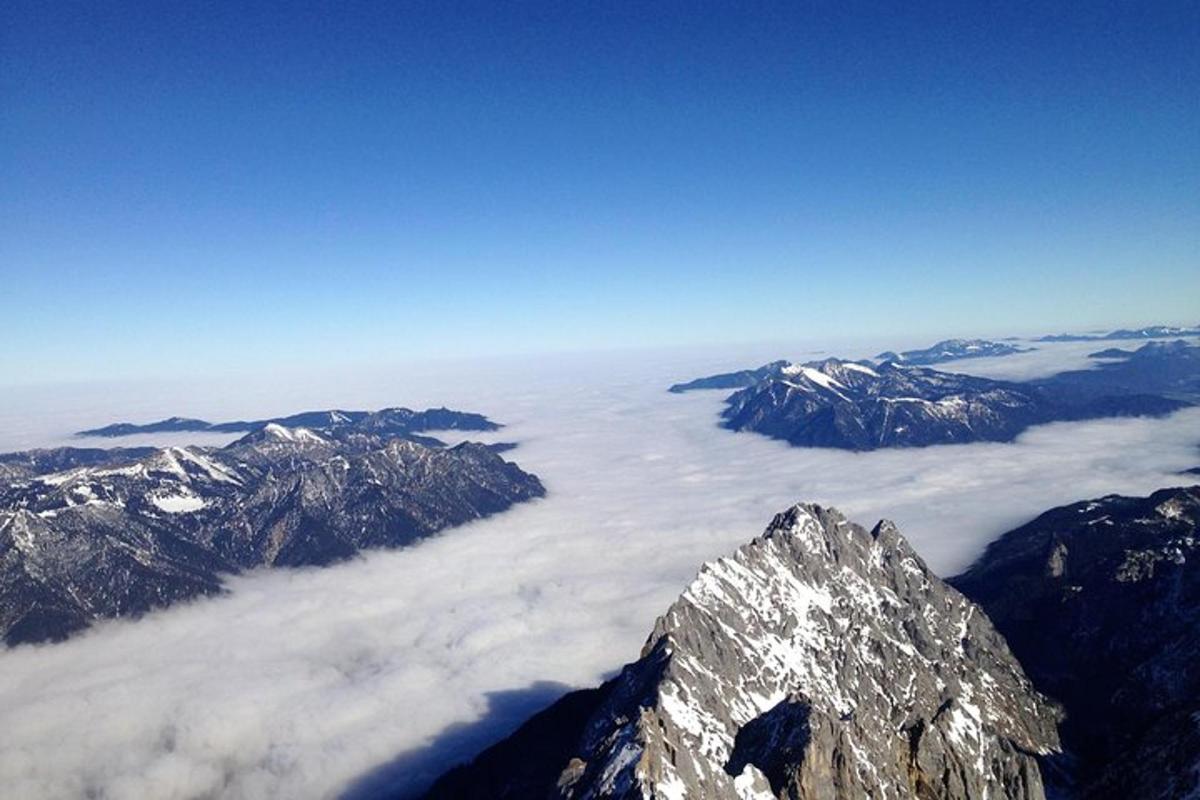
[0,342,1197,799]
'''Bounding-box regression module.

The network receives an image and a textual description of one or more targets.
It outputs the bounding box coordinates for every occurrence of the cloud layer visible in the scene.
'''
[1,342,1197,798]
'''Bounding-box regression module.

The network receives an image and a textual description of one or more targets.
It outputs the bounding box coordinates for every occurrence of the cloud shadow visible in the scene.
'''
[339,680,573,800]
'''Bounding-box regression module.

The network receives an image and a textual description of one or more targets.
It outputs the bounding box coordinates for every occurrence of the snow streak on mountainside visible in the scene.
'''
[425,504,1060,800]
[952,486,1200,800]
[672,341,1199,451]
[0,412,544,646]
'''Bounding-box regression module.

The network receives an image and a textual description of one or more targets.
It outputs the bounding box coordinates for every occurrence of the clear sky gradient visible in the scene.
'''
[2,2,1198,383]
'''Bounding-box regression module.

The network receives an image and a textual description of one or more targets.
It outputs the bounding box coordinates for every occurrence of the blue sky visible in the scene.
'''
[2,1,1197,382]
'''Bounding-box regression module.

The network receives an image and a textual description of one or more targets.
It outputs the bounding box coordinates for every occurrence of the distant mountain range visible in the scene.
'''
[1088,347,1136,359]
[668,360,793,394]
[671,340,1198,451]
[952,486,1200,800]
[77,406,498,440]
[1031,339,1200,403]
[1036,324,1200,342]
[875,337,1032,365]
[0,408,544,646]
[421,486,1200,799]
[667,338,1027,394]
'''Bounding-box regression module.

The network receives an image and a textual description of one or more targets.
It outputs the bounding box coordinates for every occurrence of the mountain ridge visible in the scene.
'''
[875,338,1032,365]
[1,413,544,646]
[1036,324,1200,342]
[671,341,1197,451]
[76,406,500,439]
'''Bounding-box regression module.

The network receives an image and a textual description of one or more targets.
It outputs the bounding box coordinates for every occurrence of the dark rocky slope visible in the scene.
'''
[952,486,1200,800]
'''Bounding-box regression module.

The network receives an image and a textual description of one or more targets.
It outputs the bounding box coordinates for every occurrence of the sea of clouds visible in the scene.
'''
[1,338,1197,799]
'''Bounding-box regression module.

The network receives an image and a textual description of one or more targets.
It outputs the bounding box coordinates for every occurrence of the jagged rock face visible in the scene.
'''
[425,505,1060,800]
[0,428,544,646]
[951,486,1200,800]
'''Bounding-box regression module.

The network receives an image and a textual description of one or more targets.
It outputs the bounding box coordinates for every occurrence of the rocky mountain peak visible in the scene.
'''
[427,504,1061,800]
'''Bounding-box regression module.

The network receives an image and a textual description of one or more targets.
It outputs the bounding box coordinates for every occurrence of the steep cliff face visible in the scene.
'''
[952,486,1200,800]
[424,504,1060,800]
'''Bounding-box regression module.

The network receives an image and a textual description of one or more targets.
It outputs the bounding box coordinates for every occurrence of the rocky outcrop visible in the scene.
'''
[423,504,1061,800]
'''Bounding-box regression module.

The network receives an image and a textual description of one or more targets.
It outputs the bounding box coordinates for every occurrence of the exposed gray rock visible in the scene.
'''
[423,504,1061,800]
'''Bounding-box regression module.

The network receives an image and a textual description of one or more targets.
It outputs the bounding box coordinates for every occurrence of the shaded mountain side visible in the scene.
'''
[951,486,1200,800]
[1033,339,1200,402]
[421,685,612,800]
